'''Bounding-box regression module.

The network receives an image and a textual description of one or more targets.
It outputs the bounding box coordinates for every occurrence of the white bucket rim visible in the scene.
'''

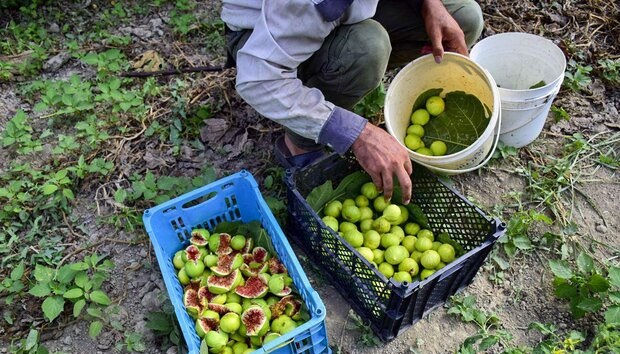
[385,52,501,166]
[470,32,567,97]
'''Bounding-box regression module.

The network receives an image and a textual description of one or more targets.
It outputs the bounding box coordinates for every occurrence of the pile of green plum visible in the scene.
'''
[321,182,458,283]
[405,95,448,156]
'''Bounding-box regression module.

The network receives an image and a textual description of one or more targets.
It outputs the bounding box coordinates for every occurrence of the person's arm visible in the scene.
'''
[235,0,367,155]
[421,0,468,62]
[235,0,412,203]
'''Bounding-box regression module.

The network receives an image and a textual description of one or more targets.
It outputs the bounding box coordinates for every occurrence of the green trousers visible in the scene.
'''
[227,0,484,150]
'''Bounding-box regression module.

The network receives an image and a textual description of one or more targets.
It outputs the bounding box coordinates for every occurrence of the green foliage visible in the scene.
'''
[347,310,381,347]
[447,296,513,353]
[550,252,619,320]
[497,209,553,258]
[28,253,114,337]
[145,301,183,349]
[353,83,386,123]
[551,105,570,123]
[598,58,620,86]
[564,59,592,92]
[7,329,49,354]
[116,332,147,352]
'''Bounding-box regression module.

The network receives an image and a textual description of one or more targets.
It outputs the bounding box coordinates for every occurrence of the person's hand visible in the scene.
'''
[421,0,468,63]
[351,123,412,204]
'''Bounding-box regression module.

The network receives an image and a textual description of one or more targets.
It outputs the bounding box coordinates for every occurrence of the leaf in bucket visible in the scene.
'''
[412,88,444,111]
[529,80,546,89]
[422,91,491,154]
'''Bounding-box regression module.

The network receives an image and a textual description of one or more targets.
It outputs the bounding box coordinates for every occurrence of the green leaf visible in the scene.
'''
[406,203,430,229]
[604,306,620,324]
[89,320,103,338]
[422,91,491,154]
[588,273,610,293]
[86,306,104,319]
[73,299,86,318]
[62,188,75,200]
[478,335,499,351]
[41,184,58,195]
[74,271,88,288]
[114,188,128,203]
[609,266,620,288]
[576,252,594,274]
[70,262,89,271]
[63,288,84,299]
[554,283,577,299]
[549,259,573,279]
[512,234,533,250]
[56,265,77,284]
[306,180,334,212]
[577,297,602,312]
[34,264,55,283]
[29,283,52,297]
[306,171,370,212]
[10,262,25,280]
[42,296,65,322]
[90,290,112,305]
[25,329,39,350]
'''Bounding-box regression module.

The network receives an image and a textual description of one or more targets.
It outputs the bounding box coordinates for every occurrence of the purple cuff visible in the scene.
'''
[314,0,354,21]
[318,107,368,155]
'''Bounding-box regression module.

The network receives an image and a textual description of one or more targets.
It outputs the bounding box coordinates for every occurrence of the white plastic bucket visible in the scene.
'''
[385,53,501,175]
[470,32,566,148]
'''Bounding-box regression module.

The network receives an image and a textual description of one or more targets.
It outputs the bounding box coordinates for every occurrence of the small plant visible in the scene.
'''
[116,331,146,353]
[28,253,114,338]
[145,301,183,349]
[550,251,619,320]
[497,209,553,258]
[598,58,620,86]
[7,329,49,354]
[353,83,386,124]
[528,322,586,354]
[347,310,381,346]
[564,59,592,93]
[551,105,570,123]
[447,295,514,353]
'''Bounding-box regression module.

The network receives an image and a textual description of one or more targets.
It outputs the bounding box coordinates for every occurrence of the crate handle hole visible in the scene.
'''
[163,206,176,214]
[182,191,218,209]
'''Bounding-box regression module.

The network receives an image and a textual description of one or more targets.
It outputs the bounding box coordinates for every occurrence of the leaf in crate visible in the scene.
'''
[422,91,491,154]
[406,203,430,229]
[307,171,369,212]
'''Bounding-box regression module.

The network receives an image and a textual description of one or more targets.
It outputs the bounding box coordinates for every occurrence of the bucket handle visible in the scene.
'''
[412,116,502,175]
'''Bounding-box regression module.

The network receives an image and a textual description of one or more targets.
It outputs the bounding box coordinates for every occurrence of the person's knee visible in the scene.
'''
[341,20,391,91]
[451,0,484,48]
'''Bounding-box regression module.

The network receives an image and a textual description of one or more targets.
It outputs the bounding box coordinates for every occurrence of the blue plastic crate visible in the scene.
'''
[143,170,330,354]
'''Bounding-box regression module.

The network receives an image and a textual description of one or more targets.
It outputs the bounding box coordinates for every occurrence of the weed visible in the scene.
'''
[116,331,147,353]
[550,251,619,320]
[551,105,570,123]
[598,58,620,86]
[353,82,386,124]
[145,300,183,349]
[7,329,49,354]
[564,59,592,93]
[347,310,382,346]
[447,295,514,353]
[28,253,114,337]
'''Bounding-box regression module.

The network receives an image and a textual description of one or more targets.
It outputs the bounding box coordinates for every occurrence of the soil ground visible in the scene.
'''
[0,1,618,354]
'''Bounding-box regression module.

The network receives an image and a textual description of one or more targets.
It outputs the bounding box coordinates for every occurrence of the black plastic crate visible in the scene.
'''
[284,153,505,342]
